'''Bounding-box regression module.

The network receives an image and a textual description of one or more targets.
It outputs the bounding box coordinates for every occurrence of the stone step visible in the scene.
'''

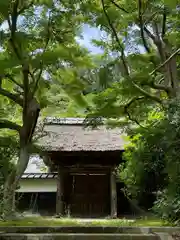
[0,226,143,234]
[0,233,160,240]
[0,226,179,234]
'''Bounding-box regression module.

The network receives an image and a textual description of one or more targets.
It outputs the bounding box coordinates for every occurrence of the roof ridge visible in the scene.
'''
[44,117,105,126]
[23,172,58,175]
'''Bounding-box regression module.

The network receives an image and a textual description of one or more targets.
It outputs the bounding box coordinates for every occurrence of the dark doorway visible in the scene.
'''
[117,182,133,217]
[16,192,56,216]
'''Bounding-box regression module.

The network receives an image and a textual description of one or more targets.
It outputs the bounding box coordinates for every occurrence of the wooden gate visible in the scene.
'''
[70,174,110,217]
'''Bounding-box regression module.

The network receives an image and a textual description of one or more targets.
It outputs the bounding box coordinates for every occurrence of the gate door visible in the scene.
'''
[70,174,110,217]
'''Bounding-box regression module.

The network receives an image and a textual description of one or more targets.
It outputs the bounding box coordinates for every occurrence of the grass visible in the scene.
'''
[0,216,172,227]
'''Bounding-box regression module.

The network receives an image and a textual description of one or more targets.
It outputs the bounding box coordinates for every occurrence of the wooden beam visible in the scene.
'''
[56,166,65,216]
[49,150,123,166]
[51,165,112,174]
[68,165,111,174]
[110,169,117,218]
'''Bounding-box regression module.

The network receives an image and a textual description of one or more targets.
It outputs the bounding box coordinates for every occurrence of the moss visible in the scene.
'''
[0,217,171,227]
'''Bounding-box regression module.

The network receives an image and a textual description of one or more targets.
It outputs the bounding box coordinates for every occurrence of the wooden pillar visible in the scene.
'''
[110,169,117,218]
[64,171,71,217]
[56,166,64,216]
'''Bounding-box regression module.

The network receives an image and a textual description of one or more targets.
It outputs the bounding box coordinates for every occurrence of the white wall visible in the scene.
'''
[16,179,57,192]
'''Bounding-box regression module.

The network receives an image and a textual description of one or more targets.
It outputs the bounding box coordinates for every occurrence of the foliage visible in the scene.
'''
[0,96,19,188]
[78,0,180,125]
[0,136,18,183]
[119,98,180,220]
[119,111,167,209]
[152,99,180,222]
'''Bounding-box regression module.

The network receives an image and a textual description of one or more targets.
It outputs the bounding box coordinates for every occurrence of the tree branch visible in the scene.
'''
[141,81,172,97]
[124,96,146,127]
[18,1,34,14]
[32,12,51,97]
[131,81,162,103]
[22,62,30,117]
[144,26,157,44]
[5,74,23,89]
[109,0,129,13]
[101,0,129,76]
[138,0,150,53]
[8,0,22,60]
[147,82,171,93]
[11,0,19,35]
[0,87,23,106]
[144,10,159,26]
[150,48,180,75]
[125,96,145,108]
[0,119,21,132]
[162,7,167,38]
[32,62,43,97]
[101,0,164,104]
[154,22,161,42]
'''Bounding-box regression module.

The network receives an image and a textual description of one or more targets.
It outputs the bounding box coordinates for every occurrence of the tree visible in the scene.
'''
[79,0,180,125]
[77,0,180,220]
[0,0,90,217]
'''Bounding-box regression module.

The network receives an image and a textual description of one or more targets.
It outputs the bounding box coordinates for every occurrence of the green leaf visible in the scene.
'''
[164,0,179,8]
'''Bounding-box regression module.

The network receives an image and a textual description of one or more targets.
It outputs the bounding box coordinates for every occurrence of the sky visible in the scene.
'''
[0,21,103,54]
[76,24,103,54]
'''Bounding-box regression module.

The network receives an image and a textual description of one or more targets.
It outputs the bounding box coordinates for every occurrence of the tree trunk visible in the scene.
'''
[1,98,40,219]
[2,145,30,219]
[2,169,16,218]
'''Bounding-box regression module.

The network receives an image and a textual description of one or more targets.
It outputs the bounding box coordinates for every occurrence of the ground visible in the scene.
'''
[0,217,171,227]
